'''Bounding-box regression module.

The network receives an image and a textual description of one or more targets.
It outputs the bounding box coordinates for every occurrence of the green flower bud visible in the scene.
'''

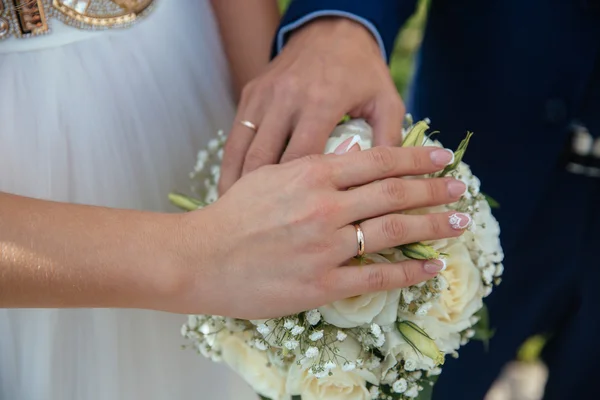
[397,321,445,366]
[402,121,429,147]
[398,242,441,260]
[168,192,205,211]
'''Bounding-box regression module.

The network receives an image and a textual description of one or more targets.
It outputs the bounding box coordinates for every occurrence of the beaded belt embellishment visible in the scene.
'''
[0,0,155,40]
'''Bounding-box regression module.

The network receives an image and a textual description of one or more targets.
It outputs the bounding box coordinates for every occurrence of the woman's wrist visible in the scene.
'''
[154,207,219,314]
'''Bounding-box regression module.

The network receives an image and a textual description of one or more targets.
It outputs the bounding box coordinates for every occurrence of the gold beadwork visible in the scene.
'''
[0,0,155,40]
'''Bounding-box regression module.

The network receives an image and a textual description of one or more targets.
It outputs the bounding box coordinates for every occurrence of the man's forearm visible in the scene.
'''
[210,0,281,100]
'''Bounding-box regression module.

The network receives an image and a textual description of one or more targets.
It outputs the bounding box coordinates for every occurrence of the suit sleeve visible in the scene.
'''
[274,0,419,63]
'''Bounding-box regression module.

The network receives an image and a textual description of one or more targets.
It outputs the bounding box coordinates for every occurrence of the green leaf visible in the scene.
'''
[482,192,500,208]
[440,131,473,176]
[471,303,495,352]
[168,192,205,211]
[258,396,271,400]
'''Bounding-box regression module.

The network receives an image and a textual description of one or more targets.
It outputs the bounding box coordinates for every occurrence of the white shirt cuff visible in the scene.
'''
[277,10,388,62]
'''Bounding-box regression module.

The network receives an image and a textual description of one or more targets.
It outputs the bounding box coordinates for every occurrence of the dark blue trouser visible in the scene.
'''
[432,167,600,400]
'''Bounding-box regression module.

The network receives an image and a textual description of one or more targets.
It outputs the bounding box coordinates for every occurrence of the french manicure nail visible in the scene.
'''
[430,148,455,167]
[345,135,362,152]
[447,179,467,197]
[424,259,446,274]
[448,212,472,230]
[333,135,362,155]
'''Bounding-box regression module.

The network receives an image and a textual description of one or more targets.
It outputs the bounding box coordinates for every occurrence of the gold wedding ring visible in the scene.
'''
[239,120,258,132]
[354,224,365,257]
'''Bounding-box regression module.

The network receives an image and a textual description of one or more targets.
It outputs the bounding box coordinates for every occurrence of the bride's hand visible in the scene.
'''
[175,145,468,318]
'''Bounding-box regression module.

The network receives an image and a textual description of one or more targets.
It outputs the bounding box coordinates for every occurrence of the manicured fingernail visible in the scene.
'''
[447,179,467,197]
[448,212,472,230]
[424,259,446,274]
[334,135,361,155]
[430,148,454,167]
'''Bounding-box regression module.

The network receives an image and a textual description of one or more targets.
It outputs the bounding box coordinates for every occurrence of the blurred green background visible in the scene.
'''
[278,0,429,98]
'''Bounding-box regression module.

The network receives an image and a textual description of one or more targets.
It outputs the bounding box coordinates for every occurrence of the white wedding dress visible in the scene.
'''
[0,1,256,399]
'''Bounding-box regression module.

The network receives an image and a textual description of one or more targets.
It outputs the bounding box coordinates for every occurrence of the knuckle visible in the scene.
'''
[409,150,425,171]
[296,156,331,185]
[428,215,443,236]
[398,264,415,286]
[308,197,339,221]
[239,81,258,105]
[307,86,333,107]
[368,267,390,291]
[368,147,396,175]
[425,179,439,201]
[381,179,408,206]
[315,272,336,295]
[382,216,407,243]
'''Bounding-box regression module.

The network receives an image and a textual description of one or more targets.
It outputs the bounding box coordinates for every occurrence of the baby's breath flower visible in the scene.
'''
[187,315,198,330]
[254,339,268,351]
[305,347,319,358]
[324,360,337,370]
[291,326,305,336]
[341,361,356,372]
[370,323,382,337]
[415,302,432,316]
[284,339,299,350]
[404,359,417,371]
[180,324,188,337]
[309,330,324,341]
[428,367,442,376]
[402,289,415,304]
[336,330,347,341]
[207,139,220,153]
[256,323,270,336]
[284,319,295,330]
[393,378,408,393]
[306,309,321,325]
[369,386,380,399]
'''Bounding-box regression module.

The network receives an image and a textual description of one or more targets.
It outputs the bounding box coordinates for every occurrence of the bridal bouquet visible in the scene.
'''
[172,117,503,400]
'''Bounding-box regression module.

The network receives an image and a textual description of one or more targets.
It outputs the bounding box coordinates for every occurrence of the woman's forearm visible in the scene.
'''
[211,0,281,100]
[0,193,188,310]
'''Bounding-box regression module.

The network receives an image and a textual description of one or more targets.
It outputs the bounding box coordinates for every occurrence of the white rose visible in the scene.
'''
[216,331,289,400]
[323,118,373,154]
[286,363,371,400]
[406,242,484,352]
[319,254,401,328]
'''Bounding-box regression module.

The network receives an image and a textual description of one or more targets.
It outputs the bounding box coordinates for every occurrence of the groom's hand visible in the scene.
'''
[219,17,404,194]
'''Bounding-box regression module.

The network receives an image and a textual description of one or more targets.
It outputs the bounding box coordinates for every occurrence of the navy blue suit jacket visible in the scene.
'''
[279,0,600,255]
